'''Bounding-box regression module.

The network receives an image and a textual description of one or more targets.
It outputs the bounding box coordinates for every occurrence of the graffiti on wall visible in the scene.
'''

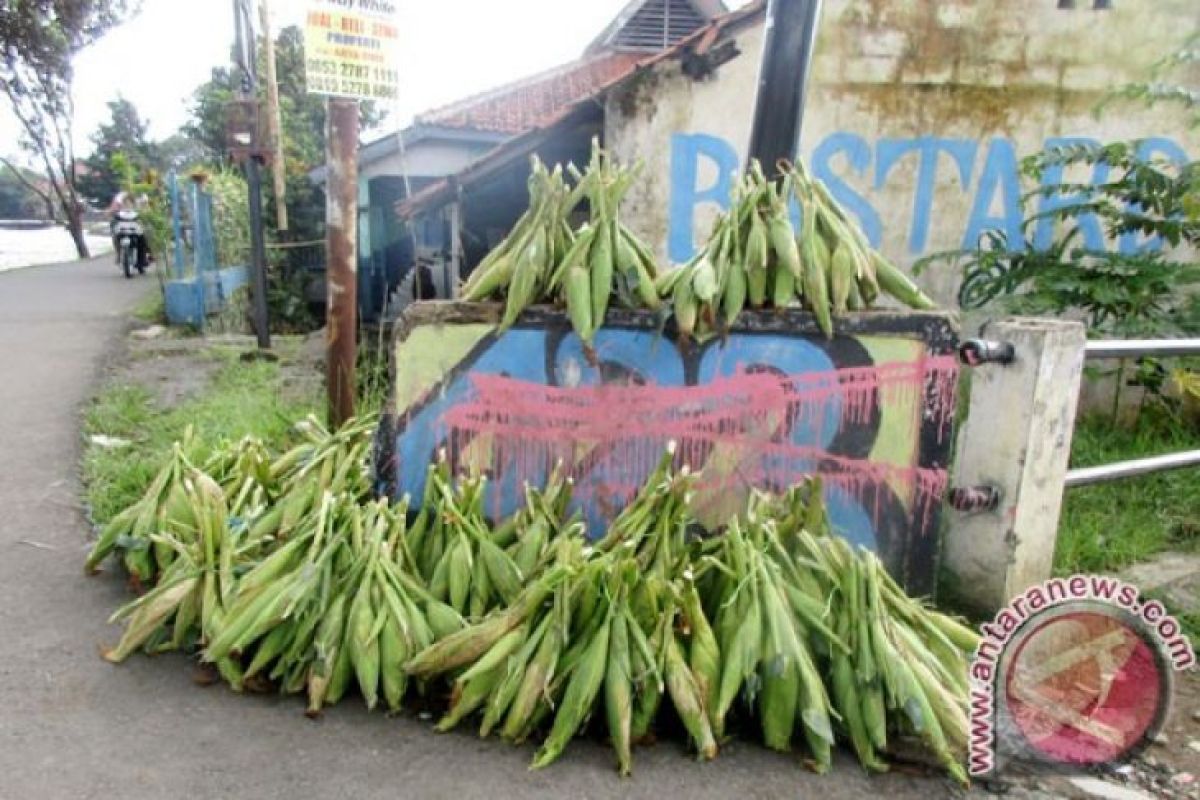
[668,132,1193,263]
[381,309,959,590]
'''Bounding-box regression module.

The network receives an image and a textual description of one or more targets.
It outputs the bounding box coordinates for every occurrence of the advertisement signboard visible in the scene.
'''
[304,0,399,100]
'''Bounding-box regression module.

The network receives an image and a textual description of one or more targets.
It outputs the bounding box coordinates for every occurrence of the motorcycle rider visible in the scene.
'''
[109,192,151,269]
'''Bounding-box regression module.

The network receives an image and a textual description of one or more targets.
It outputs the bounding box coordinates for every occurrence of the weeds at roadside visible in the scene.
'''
[1055,407,1200,576]
[82,350,320,527]
[130,288,165,325]
[356,321,391,416]
[1142,590,1200,645]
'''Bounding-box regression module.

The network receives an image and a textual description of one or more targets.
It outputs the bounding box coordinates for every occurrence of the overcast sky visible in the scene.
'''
[1,0,750,163]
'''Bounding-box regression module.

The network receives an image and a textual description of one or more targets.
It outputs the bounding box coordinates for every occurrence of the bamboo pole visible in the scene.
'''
[259,0,288,232]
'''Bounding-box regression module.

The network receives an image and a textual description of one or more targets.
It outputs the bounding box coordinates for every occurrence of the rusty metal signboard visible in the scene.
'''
[304,0,399,100]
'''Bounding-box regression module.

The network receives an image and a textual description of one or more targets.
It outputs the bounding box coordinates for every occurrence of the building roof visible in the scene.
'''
[585,0,728,54]
[342,0,731,183]
[396,0,765,220]
[413,1,729,136]
[413,52,648,135]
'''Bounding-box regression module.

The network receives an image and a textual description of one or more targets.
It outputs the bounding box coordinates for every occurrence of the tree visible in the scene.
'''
[0,1,139,257]
[181,25,384,241]
[0,163,49,219]
[155,132,211,173]
[919,144,1199,336]
[182,65,237,163]
[77,95,158,207]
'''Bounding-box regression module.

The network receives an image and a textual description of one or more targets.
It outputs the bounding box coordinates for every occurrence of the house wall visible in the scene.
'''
[361,138,499,182]
[358,134,496,315]
[606,1,1197,305]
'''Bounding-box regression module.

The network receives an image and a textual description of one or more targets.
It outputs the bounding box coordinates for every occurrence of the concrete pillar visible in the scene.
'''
[942,318,1087,615]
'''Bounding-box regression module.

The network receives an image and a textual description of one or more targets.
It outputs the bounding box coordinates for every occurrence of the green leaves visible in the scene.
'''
[917,141,1199,338]
[76,97,157,207]
[917,32,1200,338]
[1095,32,1200,128]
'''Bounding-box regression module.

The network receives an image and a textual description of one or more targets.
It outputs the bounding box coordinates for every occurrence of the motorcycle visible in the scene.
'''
[112,209,147,278]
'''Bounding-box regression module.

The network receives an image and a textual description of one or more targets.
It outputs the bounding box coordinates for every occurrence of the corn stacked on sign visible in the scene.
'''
[304,0,399,100]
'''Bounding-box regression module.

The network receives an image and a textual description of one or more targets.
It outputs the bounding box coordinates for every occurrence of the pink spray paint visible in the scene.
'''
[435,355,958,531]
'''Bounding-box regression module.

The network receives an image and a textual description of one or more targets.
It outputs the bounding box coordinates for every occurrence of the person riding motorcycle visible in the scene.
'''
[109,192,151,271]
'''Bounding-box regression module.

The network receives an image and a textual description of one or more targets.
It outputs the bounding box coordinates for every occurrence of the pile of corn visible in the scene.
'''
[458,140,937,353]
[88,425,977,784]
[461,142,665,355]
[661,160,935,340]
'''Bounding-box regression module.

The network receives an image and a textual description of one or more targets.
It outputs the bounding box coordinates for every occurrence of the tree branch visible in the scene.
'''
[0,155,53,206]
[1,77,47,144]
[33,67,72,169]
[2,68,76,216]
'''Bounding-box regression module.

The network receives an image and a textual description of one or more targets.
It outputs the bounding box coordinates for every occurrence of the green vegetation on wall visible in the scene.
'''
[205,169,251,269]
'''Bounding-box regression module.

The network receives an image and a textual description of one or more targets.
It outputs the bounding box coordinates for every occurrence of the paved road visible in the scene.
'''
[0,258,973,799]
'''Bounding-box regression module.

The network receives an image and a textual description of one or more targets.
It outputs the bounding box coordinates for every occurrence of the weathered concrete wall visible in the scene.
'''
[606,1,1197,305]
[379,303,959,593]
[164,266,249,328]
[605,22,766,271]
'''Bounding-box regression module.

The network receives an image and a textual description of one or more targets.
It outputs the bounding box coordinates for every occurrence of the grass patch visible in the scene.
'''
[1054,407,1200,576]
[131,287,166,324]
[1175,609,1199,645]
[82,349,320,526]
[357,327,392,416]
[1143,588,1200,644]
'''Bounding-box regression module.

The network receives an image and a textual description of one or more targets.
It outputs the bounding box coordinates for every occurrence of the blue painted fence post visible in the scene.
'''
[168,171,185,278]
[190,182,217,329]
[194,186,216,274]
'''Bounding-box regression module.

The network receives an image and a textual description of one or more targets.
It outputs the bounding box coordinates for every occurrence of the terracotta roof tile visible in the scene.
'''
[414,52,646,134]
[398,1,766,218]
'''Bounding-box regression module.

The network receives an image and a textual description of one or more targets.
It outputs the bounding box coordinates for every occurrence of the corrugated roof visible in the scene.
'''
[414,52,647,135]
[397,1,765,220]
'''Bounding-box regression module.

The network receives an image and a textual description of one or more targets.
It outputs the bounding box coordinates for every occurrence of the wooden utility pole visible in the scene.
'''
[304,0,396,425]
[259,0,288,232]
[326,97,359,425]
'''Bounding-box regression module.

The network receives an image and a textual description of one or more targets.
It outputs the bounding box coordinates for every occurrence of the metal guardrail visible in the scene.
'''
[1065,450,1200,488]
[1084,339,1200,359]
[1063,337,1200,488]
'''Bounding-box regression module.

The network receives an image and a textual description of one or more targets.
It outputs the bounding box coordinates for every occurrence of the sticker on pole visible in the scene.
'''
[304,0,398,100]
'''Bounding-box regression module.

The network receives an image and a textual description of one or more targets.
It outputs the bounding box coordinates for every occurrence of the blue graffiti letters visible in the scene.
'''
[811,132,883,249]
[668,133,739,262]
[875,137,977,254]
[961,138,1024,250]
[666,131,1189,260]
